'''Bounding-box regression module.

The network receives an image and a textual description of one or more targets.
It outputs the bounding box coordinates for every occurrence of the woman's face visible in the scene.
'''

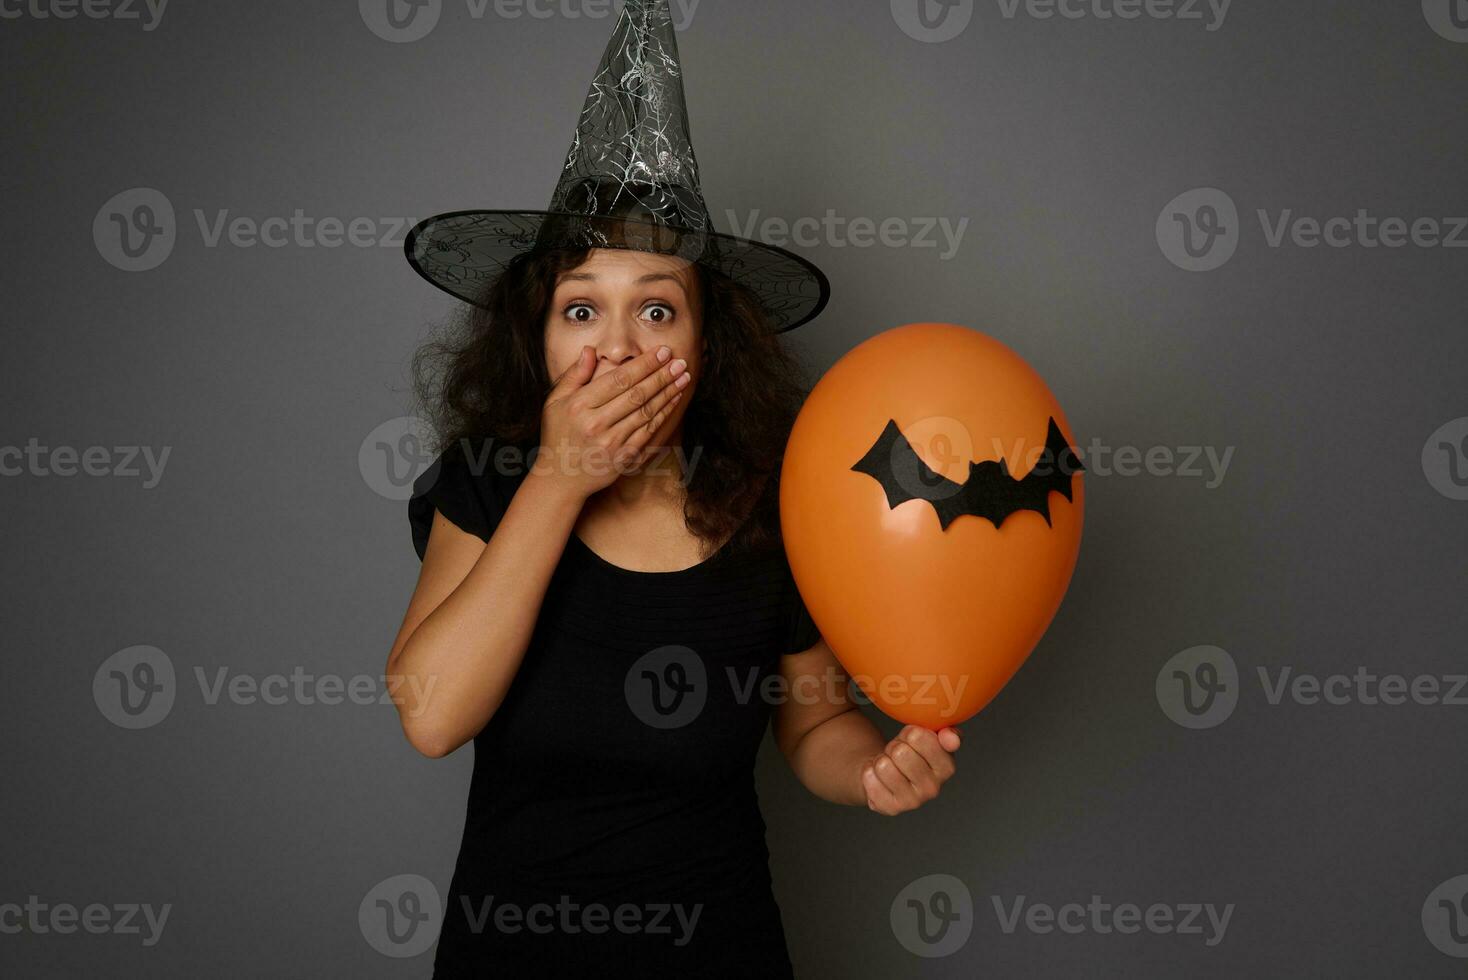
[544,248,703,438]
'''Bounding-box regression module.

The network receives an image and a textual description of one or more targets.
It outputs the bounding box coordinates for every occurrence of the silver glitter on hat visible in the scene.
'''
[405,0,829,333]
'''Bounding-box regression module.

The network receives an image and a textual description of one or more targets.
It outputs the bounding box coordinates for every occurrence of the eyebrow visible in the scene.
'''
[556,271,689,295]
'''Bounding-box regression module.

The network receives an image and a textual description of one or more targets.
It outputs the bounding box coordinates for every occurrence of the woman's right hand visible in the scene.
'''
[536,344,690,499]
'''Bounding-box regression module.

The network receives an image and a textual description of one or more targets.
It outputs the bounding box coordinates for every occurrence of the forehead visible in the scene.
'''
[556,248,697,286]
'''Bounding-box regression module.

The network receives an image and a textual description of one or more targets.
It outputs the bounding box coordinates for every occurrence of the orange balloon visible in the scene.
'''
[781,323,1084,728]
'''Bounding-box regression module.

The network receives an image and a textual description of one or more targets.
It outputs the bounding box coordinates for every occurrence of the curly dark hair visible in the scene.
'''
[412,246,811,556]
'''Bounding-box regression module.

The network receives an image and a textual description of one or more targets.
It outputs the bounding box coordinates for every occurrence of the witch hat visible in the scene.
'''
[404,0,829,333]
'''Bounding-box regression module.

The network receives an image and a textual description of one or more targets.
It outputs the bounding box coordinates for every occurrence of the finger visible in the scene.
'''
[551,345,596,394]
[888,737,942,796]
[580,346,673,408]
[899,726,957,781]
[937,726,962,754]
[861,763,902,815]
[610,364,687,443]
[620,393,685,472]
[871,752,921,811]
[600,355,688,429]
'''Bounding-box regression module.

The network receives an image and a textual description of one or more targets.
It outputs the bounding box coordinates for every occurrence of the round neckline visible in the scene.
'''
[568,529,736,578]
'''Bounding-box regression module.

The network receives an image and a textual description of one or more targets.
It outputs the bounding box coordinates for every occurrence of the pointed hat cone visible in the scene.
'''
[405,0,829,332]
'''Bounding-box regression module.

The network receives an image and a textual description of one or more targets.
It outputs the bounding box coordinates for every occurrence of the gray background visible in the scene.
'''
[4,0,1466,976]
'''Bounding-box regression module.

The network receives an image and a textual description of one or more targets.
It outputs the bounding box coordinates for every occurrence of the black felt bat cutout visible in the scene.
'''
[852,417,1085,531]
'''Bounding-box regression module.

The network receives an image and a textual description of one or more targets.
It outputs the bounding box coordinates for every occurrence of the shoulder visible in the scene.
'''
[744,533,822,656]
[407,436,530,559]
[715,534,819,655]
[411,438,495,506]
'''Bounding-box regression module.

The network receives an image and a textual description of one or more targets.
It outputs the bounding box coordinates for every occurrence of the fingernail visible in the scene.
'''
[669,358,687,375]
[675,372,691,388]
[657,346,672,362]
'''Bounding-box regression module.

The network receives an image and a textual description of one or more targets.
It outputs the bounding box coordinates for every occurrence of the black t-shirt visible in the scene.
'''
[407,439,820,978]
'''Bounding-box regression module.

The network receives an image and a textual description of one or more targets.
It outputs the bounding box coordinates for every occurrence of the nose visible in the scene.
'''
[596,311,642,369]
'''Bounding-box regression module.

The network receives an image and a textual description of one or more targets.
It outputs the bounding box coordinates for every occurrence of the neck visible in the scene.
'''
[598,430,689,510]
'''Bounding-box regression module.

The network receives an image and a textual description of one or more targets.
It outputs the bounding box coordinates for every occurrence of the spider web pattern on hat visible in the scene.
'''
[550,0,709,232]
[405,0,830,333]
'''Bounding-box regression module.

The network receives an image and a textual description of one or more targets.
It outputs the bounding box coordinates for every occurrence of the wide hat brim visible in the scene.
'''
[405,209,830,334]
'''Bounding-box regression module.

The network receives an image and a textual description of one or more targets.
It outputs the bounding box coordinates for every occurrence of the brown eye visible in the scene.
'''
[643,302,675,324]
[565,303,595,323]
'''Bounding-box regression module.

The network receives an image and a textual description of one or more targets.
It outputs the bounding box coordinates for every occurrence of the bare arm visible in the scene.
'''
[773,641,883,805]
[774,639,961,813]
[386,344,688,758]
[385,472,584,758]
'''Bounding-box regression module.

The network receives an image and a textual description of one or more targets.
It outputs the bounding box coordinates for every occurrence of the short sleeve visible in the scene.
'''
[787,594,822,656]
[407,439,509,561]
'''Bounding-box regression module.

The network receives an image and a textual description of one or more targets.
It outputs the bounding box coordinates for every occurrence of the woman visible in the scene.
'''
[388,245,960,976]
[387,2,959,974]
